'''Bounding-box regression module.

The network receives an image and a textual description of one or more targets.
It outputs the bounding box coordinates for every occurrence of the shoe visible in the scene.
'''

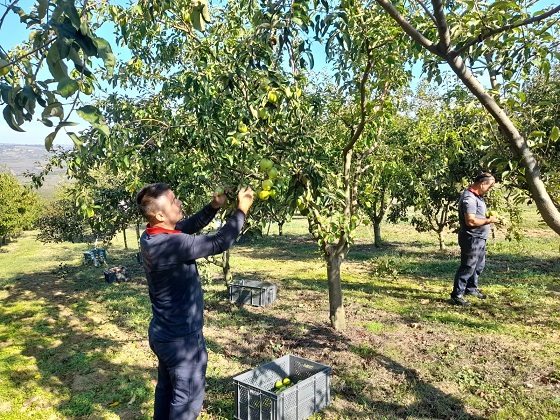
[466,289,487,299]
[450,295,470,306]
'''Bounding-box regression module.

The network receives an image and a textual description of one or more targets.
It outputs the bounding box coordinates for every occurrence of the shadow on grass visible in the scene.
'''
[203,289,482,419]
[333,352,484,419]
[241,234,559,289]
[0,249,154,419]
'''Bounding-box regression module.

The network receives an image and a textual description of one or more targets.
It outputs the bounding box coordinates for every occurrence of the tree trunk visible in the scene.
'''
[122,227,128,249]
[374,222,382,248]
[446,55,560,235]
[278,221,284,236]
[222,250,232,286]
[326,250,346,331]
[438,230,445,251]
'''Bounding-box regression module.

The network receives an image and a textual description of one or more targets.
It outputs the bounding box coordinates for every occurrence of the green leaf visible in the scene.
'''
[37,0,48,20]
[551,126,559,142]
[528,130,545,139]
[46,44,69,81]
[62,0,82,29]
[40,118,54,127]
[57,77,79,98]
[67,132,83,150]
[94,37,115,77]
[93,122,110,137]
[45,131,57,150]
[3,106,25,132]
[77,105,103,124]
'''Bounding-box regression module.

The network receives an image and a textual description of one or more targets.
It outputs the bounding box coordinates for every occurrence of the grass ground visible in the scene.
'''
[0,207,559,419]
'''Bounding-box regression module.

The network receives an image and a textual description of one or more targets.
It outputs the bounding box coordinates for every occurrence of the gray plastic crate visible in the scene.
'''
[233,354,331,420]
[229,280,277,307]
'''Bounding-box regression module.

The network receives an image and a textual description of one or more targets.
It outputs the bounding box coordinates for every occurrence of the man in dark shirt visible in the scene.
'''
[137,183,254,419]
[450,173,498,306]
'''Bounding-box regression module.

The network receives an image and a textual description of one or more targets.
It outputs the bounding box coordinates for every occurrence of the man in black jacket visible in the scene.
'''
[137,183,253,419]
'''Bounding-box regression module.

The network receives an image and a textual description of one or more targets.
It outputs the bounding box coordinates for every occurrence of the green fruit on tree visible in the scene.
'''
[262,179,273,191]
[238,122,248,133]
[258,108,269,119]
[258,190,270,200]
[267,90,278,104]
[260,158,274,172]
[267,167,278,179]
[269,189,277,198]
[0,59,11,76]
[216,187,225,196]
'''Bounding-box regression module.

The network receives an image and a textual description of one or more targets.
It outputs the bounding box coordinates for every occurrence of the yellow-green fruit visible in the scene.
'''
[216,187,224,196]
[282,377,291,386]
[258,108,268,119]
[267,91,278,103]
[267,167,278,179]
[238,122,248,133]
[258,190,270,200]
[0,59,11,76]
[269,189,277,198]
[260,158,274,172]
[262,179,273,191]
[275,380,282,389]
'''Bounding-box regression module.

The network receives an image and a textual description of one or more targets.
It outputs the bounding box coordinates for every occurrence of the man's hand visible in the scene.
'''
[237,186,254,215]
[210,187,228,209]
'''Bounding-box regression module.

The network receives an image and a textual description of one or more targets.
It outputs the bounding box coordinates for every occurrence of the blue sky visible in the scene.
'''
[0,0,558,146]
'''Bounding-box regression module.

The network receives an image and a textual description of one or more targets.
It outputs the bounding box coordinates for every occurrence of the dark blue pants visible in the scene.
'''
[452,233,486,298]
[149,330,208,420]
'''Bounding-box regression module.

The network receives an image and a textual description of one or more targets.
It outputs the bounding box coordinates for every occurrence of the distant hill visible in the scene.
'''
[0,143,68,198]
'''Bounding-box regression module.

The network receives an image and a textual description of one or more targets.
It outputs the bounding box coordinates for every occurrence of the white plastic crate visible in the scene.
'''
[233,354,331,420]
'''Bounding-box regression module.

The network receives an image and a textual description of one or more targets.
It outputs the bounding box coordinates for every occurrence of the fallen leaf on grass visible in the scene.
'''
[127,394,136,405]
[108,401,119,407]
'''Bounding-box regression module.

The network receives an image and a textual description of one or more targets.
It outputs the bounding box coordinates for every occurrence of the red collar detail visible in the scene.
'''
[467,187,481,198]
[146,225,181,235]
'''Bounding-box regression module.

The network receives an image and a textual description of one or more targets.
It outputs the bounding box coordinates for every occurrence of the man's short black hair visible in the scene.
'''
[137,183,171,220]
[473,172,494,184]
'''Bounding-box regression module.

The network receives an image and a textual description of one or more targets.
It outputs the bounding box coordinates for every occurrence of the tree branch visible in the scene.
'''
[414,0,437,25]
[451,5,560,57]
[430,0,451,51]
[375,0,440,56]
[0,0,19,32]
